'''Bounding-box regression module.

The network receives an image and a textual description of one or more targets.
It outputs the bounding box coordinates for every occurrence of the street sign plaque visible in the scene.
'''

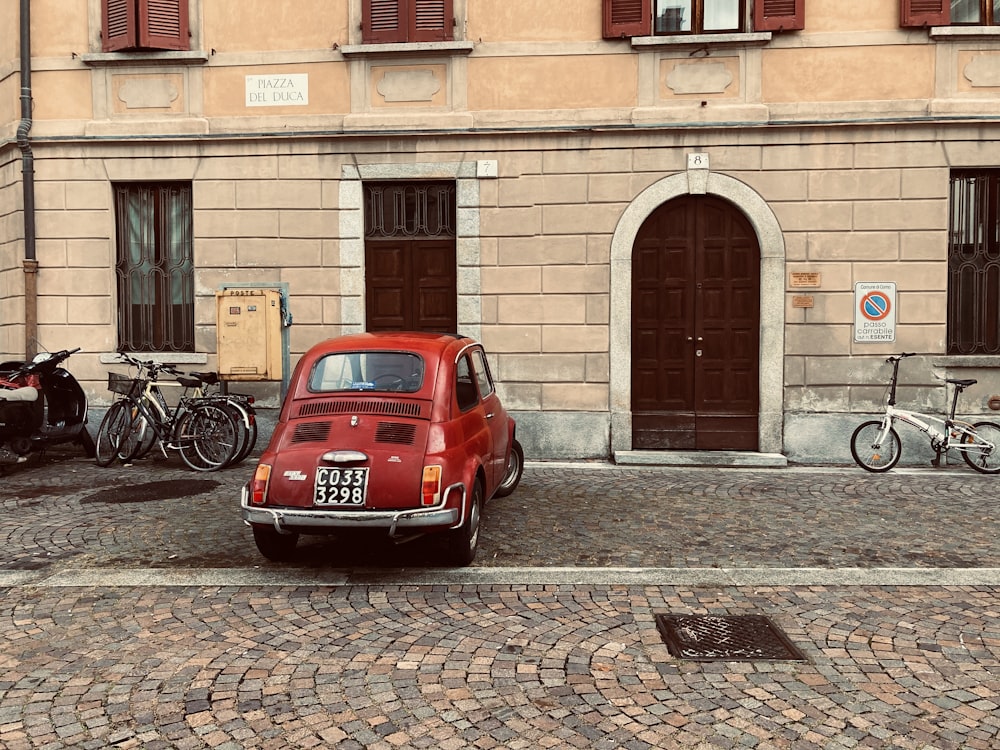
[854,282,896,343]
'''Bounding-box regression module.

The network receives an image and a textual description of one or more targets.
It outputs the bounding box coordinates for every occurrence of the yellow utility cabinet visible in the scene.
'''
[216,288,283,380]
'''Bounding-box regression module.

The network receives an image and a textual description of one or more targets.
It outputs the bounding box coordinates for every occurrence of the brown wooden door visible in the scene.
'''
[632,195,760,450]
[366,238,457,332]
[363,181,457,333]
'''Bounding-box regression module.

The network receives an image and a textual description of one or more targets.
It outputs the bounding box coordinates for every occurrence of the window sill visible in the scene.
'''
[339,41,474,58]
[80,50,210,66]
[99,353,206,365]
[631,32,772,50]
[930,26,1000,41]
[931,355,1000,368]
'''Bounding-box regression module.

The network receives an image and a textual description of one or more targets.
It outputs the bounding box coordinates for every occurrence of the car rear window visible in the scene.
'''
[309,351,425,393]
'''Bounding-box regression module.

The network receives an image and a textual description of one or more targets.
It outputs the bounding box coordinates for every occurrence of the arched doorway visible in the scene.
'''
[631,195,760,450]
[609,170,785,458]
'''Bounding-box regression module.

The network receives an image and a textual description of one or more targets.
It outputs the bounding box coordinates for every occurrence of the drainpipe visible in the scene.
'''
[18,0,38,361]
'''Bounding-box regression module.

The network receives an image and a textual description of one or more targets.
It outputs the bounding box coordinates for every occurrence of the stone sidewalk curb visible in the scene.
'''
[5,565,1000,588]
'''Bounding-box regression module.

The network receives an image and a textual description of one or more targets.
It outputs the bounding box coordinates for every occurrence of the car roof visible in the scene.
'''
[305,331,478,359]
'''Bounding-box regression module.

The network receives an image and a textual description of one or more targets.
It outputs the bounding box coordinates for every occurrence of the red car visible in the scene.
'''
[241,332,524,565]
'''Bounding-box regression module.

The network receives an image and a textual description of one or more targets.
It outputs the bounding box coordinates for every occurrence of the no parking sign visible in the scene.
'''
[854,282,896,343]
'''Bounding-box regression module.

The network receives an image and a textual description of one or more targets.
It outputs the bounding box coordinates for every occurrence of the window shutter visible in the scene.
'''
[754,0,805,32]
[602,0,652,39]
[899,0,949,27]
[411,0,454,42]
[364,0,406,43]
[138,0,189,50]
[103,0,137,52]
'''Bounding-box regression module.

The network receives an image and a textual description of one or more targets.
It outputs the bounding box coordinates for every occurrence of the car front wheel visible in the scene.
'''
[252,525,299,562]
[442,479,482,566]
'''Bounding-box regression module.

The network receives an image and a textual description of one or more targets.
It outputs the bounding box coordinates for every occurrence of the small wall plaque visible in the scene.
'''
[790,272,821,288]
[792,296,814,308]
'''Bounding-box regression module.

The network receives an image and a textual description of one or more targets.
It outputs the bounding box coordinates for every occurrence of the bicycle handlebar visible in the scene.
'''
[886,352,916,363]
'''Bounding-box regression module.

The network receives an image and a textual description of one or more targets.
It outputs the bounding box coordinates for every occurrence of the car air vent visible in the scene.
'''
[298,399,424,419]
[375,422,417,445]
[291,421,332,444]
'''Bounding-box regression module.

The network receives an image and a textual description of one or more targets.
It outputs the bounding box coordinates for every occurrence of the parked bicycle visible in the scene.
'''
[118,359,257,468]
[850,352,1000,474]
[94,355,245,471]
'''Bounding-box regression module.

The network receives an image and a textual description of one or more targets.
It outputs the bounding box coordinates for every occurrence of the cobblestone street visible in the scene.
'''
[1,449,999,748]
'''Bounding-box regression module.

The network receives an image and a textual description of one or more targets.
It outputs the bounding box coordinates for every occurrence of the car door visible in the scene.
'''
[470,347,509,492]
[454,351,498,489]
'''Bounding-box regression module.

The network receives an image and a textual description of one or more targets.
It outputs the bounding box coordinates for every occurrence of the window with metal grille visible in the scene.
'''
[114,183,194,352]
[948,171,1000,355]
[364,182,456,239]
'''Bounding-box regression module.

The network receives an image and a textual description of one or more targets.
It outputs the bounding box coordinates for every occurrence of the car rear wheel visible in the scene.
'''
[442,479,482,567]
[494,439,524,498]
[252,525,299,562]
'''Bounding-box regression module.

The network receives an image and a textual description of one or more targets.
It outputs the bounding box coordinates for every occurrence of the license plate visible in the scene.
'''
[314,466,369,506]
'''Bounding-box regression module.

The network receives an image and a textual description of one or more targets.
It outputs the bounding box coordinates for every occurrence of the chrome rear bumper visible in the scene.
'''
[241,482,465,537]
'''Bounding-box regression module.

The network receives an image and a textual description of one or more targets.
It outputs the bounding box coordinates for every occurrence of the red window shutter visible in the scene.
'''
[754,0,805,32]
[139,0,189,50]
[410,0,454,42]
[899,0,949,27]
[103,0,137,52]
[602,0,652,39]
[364,0,406,43]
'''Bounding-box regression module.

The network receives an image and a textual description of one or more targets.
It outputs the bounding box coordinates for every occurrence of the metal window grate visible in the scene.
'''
[948,171,1000,355]
[656,614,807,662]
[364,182,456,239]
[114,182,195,353]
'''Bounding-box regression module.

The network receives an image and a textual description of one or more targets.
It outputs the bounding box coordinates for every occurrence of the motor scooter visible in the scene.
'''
[0,348,94,466]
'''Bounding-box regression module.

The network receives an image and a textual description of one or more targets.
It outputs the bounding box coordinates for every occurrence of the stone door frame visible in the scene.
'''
[610,168,786,455]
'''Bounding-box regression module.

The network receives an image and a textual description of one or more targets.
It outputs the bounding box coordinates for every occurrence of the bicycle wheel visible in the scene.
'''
[850,420,901,472]
[175,403,239,471]
[225,399,258,465]
[94,401,132,467]
[117,404,150,462]
[961,421,1000,474]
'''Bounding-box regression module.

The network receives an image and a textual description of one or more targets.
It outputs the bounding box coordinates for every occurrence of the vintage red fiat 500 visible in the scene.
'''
[241,332,523,565]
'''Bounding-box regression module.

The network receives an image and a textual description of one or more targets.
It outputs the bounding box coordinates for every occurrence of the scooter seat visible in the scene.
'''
[0,386,38,402]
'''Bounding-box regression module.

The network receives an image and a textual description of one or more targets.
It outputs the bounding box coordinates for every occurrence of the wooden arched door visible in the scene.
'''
[631,195,760,450]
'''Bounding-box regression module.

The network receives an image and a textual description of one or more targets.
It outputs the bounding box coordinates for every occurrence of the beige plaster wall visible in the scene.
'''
[30,70,93,122]
[468,55,639,110]
[763,46,935,103]
[8,0,993,135]
[0,153,25,358]
[204,0,348,52]
[467,0,601,42]
[28,0,89,56]
[807,0,899,33]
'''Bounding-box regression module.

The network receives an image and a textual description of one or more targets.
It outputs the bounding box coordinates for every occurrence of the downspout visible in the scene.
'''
[18,0,38,361]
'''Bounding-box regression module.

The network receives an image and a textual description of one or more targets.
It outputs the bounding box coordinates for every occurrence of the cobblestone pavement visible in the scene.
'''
[0,448,999,748]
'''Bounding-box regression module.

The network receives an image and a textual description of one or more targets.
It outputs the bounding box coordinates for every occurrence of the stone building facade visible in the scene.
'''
[3,0,1000,465]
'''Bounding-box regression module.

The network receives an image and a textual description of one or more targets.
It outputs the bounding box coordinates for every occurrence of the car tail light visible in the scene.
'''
[421,465,441,506]
[250,464,271,505]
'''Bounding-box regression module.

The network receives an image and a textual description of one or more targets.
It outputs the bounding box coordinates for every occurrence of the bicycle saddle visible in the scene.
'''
[189,371,220,386]
[945,378,977,388]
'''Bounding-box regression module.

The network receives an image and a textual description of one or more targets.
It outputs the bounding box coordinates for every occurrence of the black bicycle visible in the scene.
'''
[94,357,240,471]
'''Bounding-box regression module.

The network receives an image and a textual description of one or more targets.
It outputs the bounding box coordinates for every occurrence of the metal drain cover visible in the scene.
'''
[656,614,806,662]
